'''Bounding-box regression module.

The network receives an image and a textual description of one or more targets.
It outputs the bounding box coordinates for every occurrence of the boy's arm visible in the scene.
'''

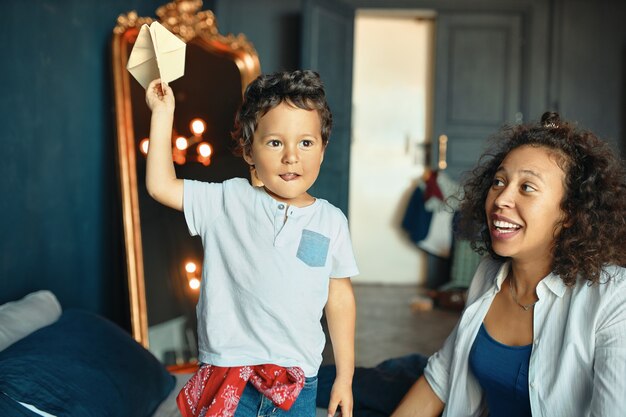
[324,277,356,417]
[145,79,183,211]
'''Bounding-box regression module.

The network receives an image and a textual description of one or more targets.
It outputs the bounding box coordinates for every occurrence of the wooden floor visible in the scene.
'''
[322,284,461,367]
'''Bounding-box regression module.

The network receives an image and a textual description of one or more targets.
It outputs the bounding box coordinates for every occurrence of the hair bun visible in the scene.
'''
[541,111,561,128]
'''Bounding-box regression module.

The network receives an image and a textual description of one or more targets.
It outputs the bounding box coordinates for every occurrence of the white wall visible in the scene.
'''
[349,13,434,284]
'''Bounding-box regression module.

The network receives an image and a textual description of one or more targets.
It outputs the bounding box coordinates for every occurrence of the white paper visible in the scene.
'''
[127,21,186,89]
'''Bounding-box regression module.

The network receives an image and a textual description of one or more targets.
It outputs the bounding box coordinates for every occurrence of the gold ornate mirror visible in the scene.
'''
[112,0,260,367]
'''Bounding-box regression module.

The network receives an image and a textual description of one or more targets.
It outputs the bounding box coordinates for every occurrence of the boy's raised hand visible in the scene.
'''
[144,77,183,211]
[145,79,175,113]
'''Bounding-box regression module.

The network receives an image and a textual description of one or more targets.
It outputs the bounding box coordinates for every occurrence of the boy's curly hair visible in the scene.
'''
[458,111,626,286]
[231,70,332,157]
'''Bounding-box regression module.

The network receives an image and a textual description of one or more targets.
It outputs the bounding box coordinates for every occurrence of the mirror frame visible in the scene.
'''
[112,0,260,348]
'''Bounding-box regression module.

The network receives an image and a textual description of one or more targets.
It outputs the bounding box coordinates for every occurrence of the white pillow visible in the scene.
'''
[0,290,62,352]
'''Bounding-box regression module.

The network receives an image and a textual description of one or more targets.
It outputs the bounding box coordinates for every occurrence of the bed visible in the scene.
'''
[0,291,331,417]
[0,290,191,417]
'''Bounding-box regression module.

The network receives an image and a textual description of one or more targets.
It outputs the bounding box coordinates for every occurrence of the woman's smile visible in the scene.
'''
[490,214,522,239]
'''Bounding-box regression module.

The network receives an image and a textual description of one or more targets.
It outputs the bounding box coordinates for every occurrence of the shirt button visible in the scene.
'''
[534,339,539,346]
[278,204,285,210]
[530,382,535,389]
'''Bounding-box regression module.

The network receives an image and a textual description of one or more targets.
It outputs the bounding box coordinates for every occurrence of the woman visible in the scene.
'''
[391,112,626,417]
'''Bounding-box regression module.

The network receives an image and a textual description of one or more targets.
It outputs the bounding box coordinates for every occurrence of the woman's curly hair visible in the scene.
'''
[458,111,626,286]
[231,70,332,157]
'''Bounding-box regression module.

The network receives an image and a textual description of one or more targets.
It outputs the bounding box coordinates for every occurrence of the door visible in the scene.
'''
[302,0,355,214]
[433,13,524,181]
[348,13,435,284]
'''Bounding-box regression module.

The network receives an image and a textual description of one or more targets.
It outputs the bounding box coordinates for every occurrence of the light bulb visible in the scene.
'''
[139,138,150,155]
[198,142,212,157]
[175,136,188,150]
[189,278,200,290]
[190,118,206,136]
[185,262,197,273]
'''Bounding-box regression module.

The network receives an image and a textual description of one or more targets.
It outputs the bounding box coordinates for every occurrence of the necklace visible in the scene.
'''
[508,278,538,311]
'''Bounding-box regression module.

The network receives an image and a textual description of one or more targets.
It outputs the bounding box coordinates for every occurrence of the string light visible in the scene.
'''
[175,136,188,150]
[198,142,212,157]
[138,117,213,166]
[197,142,213,166]
[189,278,200,290]
[185,262,197,273]
[190,118,206,136]
[184,261,201,291]
[139,138,150,154]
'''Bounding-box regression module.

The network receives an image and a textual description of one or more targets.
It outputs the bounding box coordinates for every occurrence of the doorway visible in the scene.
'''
[349,10,436,285]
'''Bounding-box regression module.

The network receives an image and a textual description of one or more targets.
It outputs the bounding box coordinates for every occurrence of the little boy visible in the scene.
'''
[145,70,358,417]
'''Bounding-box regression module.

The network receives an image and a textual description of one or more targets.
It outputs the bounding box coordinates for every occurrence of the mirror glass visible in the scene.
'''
[112,0,260,368]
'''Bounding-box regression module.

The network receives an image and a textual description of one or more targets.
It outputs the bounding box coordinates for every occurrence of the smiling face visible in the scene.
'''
[485,145,568,267]
[243,101,325,207]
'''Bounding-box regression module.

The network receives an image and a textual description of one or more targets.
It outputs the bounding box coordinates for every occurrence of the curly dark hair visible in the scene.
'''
[458,111,626,286]
[231,70,332,157]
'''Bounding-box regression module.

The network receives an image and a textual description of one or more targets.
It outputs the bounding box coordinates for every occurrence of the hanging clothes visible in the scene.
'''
[400,186,433,244]
[401,170,459,289]
[401,170,458,255]
[416,170,459,258]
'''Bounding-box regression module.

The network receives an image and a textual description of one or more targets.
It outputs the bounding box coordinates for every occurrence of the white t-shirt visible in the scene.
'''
[184,178,359,376]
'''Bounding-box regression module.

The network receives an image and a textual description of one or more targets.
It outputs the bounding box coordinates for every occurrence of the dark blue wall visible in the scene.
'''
[215,0,302,73]
[551,0,626,155]
[0,0,170,325]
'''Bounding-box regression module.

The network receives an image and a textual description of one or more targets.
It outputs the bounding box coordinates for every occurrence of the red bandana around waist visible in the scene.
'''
[176,364,306,417]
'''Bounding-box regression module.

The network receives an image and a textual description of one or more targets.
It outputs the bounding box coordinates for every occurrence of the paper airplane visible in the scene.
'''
[127,21,186,89]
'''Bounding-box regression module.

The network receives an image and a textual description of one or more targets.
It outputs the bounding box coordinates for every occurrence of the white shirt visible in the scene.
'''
[184,178,359,376]
[424,257,626,417]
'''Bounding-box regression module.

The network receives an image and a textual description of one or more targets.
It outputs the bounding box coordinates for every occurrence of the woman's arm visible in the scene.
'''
[391,260,496,417]
[390,376,444,417]
[145,79,184,211]
[325,278,356,417]
[590,267,626,416]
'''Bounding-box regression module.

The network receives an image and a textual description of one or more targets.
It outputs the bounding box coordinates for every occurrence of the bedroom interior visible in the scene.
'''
[2,0,626,416]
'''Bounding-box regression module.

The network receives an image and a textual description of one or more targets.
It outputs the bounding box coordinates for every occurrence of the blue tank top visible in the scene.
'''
[469,323,533,417]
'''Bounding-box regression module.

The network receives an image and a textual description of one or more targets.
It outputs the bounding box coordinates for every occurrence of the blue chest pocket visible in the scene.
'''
[297,230,330,267]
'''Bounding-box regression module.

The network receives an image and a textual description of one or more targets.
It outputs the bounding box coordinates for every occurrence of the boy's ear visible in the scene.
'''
[243,151,254,166]
[320,142,327,164]
[241,139,254,165]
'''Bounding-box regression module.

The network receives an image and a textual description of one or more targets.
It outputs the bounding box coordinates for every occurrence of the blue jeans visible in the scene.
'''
[317,354,429,417]
[234,376,318,417]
